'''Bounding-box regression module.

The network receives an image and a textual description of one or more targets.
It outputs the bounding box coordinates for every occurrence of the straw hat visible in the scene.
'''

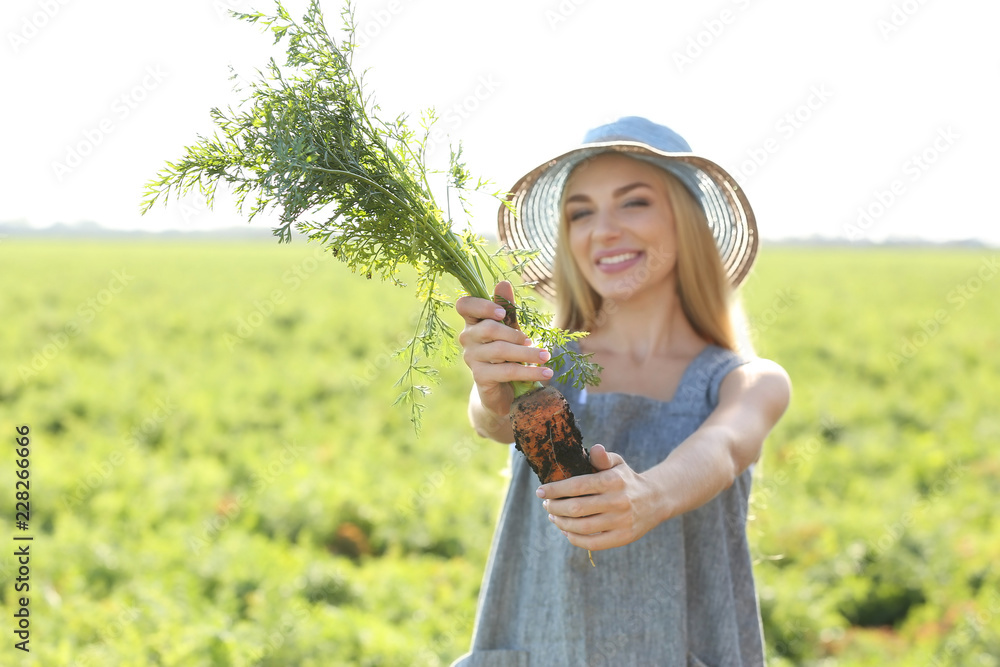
[497,116,758,299]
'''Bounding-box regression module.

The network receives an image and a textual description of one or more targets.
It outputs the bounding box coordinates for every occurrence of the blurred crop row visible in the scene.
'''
[0,241,997,665]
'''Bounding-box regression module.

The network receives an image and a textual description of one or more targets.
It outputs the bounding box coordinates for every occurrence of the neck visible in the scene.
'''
[587,278,706,360]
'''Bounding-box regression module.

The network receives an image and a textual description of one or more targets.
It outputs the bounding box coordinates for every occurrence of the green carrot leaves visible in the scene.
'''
[141,0,600,428]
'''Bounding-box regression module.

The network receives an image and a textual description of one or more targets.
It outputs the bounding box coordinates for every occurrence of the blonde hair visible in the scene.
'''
[553,155,746,353]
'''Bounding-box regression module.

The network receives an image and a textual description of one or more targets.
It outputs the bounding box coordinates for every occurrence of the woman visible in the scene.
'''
[453,117,791,666]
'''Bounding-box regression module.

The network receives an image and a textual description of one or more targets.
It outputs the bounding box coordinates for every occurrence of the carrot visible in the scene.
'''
[142,0,601,564]
[511,385,596,484]
[494,293,596,485]
[500,297,598,566]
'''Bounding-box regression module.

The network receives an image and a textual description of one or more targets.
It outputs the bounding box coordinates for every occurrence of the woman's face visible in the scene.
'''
[563,153,678,303]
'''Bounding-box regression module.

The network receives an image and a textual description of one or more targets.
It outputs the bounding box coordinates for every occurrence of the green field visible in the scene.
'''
[1,240,998,666]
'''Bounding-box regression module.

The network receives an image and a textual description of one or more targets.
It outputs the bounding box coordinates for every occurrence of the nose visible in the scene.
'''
[592,207,622,241]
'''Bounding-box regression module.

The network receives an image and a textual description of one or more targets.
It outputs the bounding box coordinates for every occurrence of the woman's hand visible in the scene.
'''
[539,358,792,548]
[541,358,791,545]
[456,281,553,419]
[537,445,664,551]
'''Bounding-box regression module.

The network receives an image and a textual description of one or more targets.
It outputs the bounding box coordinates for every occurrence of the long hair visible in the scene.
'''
[552,156,747,353]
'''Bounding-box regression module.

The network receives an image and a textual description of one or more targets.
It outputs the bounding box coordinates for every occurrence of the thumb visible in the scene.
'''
[588,444,622,472]
[492,280,520,331]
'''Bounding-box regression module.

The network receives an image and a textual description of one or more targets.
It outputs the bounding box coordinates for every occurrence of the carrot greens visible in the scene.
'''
[141,0,600,427]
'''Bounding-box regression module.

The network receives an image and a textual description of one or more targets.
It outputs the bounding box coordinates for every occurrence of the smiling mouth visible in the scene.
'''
[596,251,640,266]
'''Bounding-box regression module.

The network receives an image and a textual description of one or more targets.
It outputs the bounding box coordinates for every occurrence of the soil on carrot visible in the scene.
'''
[511,385,595,484]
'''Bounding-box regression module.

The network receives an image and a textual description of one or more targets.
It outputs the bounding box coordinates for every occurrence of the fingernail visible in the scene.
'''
[535,487,545,498]
[548,514,555,522]
[539,350,550,362]
[494,308,506,319]
[524,337,533,346]
[542,499,549,509]
[541,368,554,378]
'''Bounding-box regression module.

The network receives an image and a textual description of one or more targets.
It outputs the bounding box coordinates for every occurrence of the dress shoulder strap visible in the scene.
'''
[674,345,749,410]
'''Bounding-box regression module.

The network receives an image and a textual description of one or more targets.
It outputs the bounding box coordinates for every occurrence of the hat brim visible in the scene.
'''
[497,141,758,299]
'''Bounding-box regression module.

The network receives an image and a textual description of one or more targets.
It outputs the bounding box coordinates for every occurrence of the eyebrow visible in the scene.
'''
[565,181,651,204]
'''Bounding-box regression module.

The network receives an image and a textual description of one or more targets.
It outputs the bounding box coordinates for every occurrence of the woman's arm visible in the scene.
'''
[541,358,791,551]
[468,383,516,442]
[456,281,553,444]
[643,357,791,521]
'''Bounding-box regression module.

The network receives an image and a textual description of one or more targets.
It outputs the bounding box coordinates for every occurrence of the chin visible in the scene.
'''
[595,273,673,305]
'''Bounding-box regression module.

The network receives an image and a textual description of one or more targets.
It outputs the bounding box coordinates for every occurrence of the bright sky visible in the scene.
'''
[2,0,998,244]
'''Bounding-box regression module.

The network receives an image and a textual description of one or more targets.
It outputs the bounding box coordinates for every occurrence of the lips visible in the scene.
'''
[596,251,638,265]
[594,250,643,273]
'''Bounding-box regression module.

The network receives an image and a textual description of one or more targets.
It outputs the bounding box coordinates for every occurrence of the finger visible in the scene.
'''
[464,336,549,365]
[549,510,612,536]
[456,294,509,326]
[561,528,626,552]
[459,319,532,349]
[543,493,606,519]
[492,280,520,331]
[536,469,607,500]
[469,357,554,386]
[588,444,624,472]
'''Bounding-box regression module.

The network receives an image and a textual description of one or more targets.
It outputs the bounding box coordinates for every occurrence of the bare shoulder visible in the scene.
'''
[719,357,791,418]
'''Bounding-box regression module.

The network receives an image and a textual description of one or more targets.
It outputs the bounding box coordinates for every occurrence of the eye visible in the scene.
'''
[624,198,649,208]
[567,208,592,222]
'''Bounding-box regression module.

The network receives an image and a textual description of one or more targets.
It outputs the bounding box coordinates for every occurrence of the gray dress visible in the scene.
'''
[451,343,764,667]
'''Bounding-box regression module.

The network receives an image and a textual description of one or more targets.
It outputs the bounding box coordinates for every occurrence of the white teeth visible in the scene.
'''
[597,252,639,265]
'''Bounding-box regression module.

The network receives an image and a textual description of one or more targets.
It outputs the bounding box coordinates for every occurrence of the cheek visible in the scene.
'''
[643,211,678,254]
[664,223,678,255]
[567,228,589,271]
